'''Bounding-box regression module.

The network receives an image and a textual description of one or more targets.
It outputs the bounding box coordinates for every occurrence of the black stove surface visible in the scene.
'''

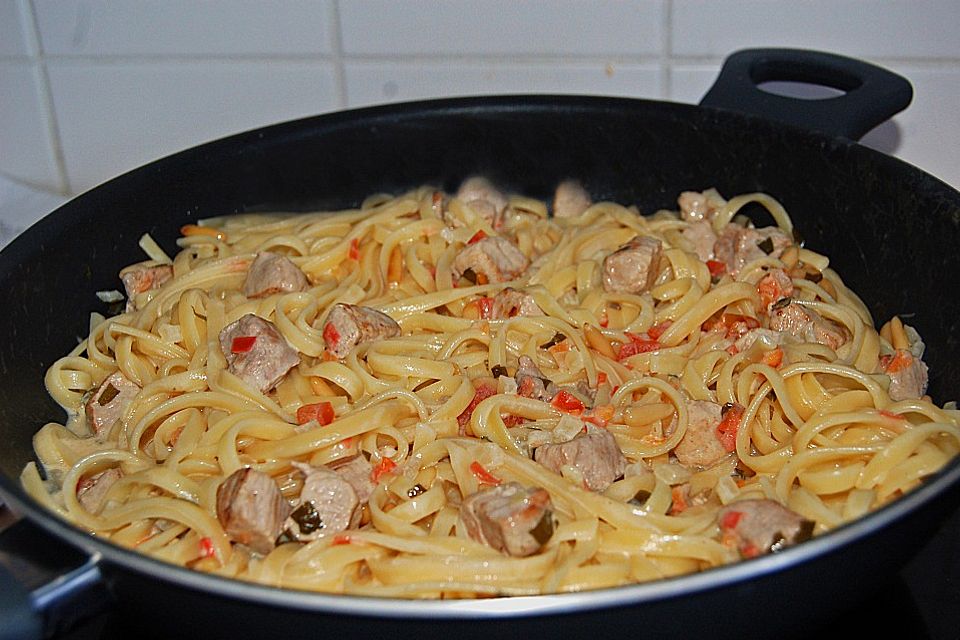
[54,507,960,640]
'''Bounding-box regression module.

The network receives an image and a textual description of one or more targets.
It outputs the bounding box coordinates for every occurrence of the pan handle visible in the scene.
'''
[699,48,912,141]
[0,516,111,639]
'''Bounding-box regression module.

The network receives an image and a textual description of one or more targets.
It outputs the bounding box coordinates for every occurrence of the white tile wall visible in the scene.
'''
[47,61,339,191]
[0,62,61,191]
[33,0,335,56]
[671,0,960,59]
[0,0,31,57]
[339,0,665,56]
[2,0,959,202]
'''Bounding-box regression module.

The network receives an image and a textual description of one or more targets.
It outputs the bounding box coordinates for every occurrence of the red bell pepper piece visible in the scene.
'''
[230,336,257,353]
[296,401,336,426]
[469,461,501,485]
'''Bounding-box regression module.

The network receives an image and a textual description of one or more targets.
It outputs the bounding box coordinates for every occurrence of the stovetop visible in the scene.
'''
[47,505,960,640]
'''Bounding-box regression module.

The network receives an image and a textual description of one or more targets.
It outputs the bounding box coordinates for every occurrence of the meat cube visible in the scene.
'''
[515,355,557,402]
[491,287,543,319]
[322,303,402,359]
[459,482,555,557]
[285,464,359,540]
[120,261,173,312]
[552,180,592,218]
[713,225,792,274]
[85,371,140,438]
[757,268,795,311]
[678,189,726,222]
[330,455,376,504]
[216,468,291,555]
[718,499,814,558]
[242,251,309,299]
[219,314,300,393]
[769,302,848,351]
[534,427,627,492]
[681,220,718,262]
[881,349,929,401]
[672,400,728,468]
[602,236,663,294]
[453,236,530,284]
[77,468,122,514]
[455,176,509,227]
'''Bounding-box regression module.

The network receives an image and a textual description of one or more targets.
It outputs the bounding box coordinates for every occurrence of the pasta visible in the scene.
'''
[21,179,960,597]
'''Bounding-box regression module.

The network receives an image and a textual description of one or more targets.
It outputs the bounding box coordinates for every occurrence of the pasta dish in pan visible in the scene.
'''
[21,178,960,596]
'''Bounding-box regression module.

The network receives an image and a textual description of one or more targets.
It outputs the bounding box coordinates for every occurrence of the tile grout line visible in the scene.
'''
[330,0,348,109]
[20,0,72,196]
[663,0,673,100]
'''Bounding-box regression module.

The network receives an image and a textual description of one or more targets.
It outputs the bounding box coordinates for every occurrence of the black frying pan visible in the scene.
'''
[2,49,959,640]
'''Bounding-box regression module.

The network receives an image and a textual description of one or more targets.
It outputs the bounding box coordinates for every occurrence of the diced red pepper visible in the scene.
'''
[199,536,215,558]
[599,311,609,328]
[230,336,257,353]
[670,485,688,515]
[706,260,727,278]
[583,404,615,427]
[881,350,913,373]
[476,296,494,319]
[457,384,497,428]
[618,334,661,360]
[322,322,340,349]
[647,321,672,341]
[761,347,784,368]
[720,510,743,530]
[703,313,760,340]
[467,229,488,244]
[349,238,360,260]
[332,534,352,545]
[757,272,788,309]
[370,457,397,483]
[296,401,335,426]
[502,414,526,427]
[716,403,745,452]
[596,371,608,385]
[469,461,501,485]
[551,389,585,414]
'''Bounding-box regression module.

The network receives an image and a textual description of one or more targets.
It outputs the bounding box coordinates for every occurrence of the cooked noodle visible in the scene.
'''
[22,183,960,597]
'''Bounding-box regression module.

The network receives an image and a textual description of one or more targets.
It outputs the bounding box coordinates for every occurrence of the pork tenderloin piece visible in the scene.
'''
[243,251,309,298]
[459,482,555,556]
[515,355,558,402]
[322,303,402,359]
[85,371,140,438]
[284,464,360,540]
[454,176,509,228]
[453,236,530,284]
[680,220,718,262]
[491,287,543,319]
[602,236,663,294]
[552,180,592,218]
[219,314,300,393]
[769,302,848,351]
[216,468,291,555]
[77,468,122,514]
[881,349,929,401]
[672,399,728,468]
[713,225,792,275]
[120,261,173,312]
[718,498,814,558]
[534,427,627,492]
